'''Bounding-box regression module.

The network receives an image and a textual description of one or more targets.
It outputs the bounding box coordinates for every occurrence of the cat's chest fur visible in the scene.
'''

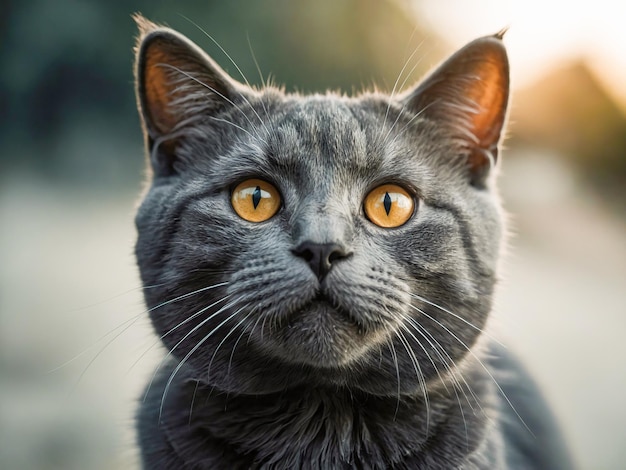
[140,359,504,469]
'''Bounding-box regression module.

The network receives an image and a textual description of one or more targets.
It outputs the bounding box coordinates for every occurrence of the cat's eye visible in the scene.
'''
[364,184,414,228]
[231,179,281,222]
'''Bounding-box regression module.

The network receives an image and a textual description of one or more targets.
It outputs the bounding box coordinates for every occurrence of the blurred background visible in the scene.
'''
[1,0,624,468]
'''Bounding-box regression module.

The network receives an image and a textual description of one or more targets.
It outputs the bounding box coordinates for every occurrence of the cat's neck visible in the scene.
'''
[152,360,503,469]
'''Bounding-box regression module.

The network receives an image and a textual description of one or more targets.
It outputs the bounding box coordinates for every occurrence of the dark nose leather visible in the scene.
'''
[291,241,350,281]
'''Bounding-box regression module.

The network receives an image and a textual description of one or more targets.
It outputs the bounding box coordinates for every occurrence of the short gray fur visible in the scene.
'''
[132,16,572,469]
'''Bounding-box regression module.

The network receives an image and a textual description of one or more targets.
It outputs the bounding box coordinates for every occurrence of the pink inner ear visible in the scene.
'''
[409,36,509,180]
[467,56,509,152]
[137,28,242,142]
[142,42,183,136]
[403,35,509,173]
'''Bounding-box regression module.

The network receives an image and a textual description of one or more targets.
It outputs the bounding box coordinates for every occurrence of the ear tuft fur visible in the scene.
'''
[494,27,509,40]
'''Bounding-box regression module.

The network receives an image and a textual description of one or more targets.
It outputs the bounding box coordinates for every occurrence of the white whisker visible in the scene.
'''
[188,379,201,425]
[404,309,486,414]
[160,64,267,144]
[396,329,430,433]
[207,116,263,142]
[159,303,250,419]
[207,308,256,381]
[387,337,402,420]
[409,292,505,348]
[410,304,533,436]
[127,294,232,375]
[397,315,449,392]
[402,314,480,447]
[179,17,271,136]
[386,100,438,149]
[228,312,257,375]
[401,312,480,437]
[143,295,241,402]
[378,37,423,140]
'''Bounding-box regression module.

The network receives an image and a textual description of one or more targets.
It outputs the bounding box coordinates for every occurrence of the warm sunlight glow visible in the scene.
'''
[412,0,626,107]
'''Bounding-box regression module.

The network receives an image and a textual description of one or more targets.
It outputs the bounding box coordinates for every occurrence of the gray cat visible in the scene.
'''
[132,15,572,469]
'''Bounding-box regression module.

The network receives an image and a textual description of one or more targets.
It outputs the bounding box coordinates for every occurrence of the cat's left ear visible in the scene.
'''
[133,14,248,176]
[401,32,509,186]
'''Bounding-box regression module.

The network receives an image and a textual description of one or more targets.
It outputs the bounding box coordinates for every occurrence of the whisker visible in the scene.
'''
[247,33,266,89]
[246,310,264,346]
[126,294,232,375]
[207,116,263,142]
[180,16,250,85]
[58,281,230,391]
[159,303,250,419]
[396,49,425,96]
[402,312,482,423]
[397,315,449,392]
[401,314,477,446]
[403,310,484,414]
[410,304,534,436]
[188,379,201,425]
[160,64,267,144]
[386,100,437,149]
[409,292,505,348]
[387,337,401,420]
[378,36,423,140]
[67,312,146,393]
[207,308,256,381]
[178,16,271,136]
[260,313,269,343]
[48,313,142,374]
[229,308,259,374]
[64,282,164,313]
[143,296,241,401]
[150,282,230,314]
[380,55,426,147]
[245,33,274,135]
[396,329,430,433]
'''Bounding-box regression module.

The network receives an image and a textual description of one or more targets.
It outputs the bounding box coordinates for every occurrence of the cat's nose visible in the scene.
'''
[291,241,351,281]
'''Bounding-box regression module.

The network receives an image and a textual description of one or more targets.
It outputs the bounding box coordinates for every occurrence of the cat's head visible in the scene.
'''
[133,15,509,395]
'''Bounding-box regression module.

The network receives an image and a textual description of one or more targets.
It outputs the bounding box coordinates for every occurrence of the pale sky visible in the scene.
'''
[411,0,626,108]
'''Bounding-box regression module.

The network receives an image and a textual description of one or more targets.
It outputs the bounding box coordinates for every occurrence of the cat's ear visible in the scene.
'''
[133,14,245,176]
[401,32,509,186]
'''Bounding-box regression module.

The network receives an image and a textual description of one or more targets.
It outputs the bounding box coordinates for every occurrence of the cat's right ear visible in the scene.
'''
[400,32,509,187]
[133,14,244,177]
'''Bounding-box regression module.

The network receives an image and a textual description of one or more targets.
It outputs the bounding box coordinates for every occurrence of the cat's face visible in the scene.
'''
[133,16,509,395]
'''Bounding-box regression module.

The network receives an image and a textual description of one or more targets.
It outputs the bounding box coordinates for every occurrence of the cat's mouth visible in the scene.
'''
[310,291,337,307]
[307,289,389,334]
[262,289,382,368]
[307,290,363,330]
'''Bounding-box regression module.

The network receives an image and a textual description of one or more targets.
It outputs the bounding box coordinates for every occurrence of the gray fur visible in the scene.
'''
[133,16,572,469]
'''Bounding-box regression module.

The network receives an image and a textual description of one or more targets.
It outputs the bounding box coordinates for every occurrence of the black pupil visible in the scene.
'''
[252,186,262,209]
[383,192,392,215]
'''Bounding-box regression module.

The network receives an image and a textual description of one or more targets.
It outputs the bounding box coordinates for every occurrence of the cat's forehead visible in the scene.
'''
[257,95,431,183]
[203,94,438,191]
[269,97,372,167]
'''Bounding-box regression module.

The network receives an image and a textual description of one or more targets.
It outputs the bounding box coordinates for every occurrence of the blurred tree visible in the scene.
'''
[0,0,437,185]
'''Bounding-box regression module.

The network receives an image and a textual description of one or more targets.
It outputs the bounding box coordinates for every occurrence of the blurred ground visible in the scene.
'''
[1,150,625,469]
[496,151,626,469]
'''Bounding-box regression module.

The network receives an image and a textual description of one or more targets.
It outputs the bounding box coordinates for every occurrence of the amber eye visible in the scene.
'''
[231,179,281,222]
[364,184,414,228]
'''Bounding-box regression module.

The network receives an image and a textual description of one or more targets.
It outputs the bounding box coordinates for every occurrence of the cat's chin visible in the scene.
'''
[266,298,386,368]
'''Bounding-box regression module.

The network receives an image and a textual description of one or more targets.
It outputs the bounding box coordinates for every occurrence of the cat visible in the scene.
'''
[132,14,572,469]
